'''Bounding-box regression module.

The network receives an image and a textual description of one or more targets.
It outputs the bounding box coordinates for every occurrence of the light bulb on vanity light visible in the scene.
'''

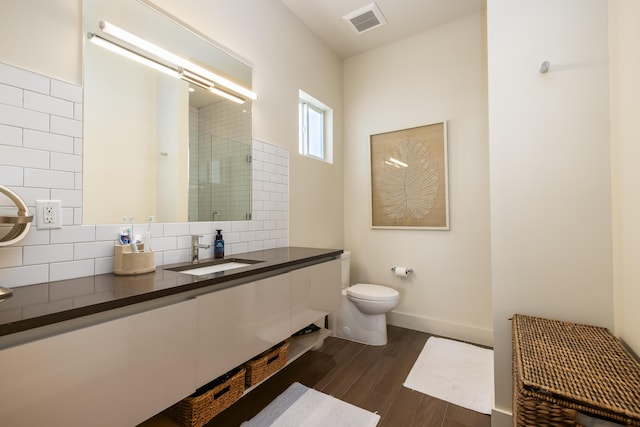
[99,21,258,101]
[87,33,180,79]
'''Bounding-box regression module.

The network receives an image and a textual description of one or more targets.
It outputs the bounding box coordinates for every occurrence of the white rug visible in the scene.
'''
[241,382,380,427]
[403,336,494,415]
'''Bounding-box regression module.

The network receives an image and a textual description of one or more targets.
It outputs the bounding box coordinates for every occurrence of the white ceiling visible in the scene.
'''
[280,0,486,59]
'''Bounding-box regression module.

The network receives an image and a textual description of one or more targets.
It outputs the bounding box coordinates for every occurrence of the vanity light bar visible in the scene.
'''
[180,70,245,104]
[99,21,258,101]
[181,69,215,88]
[87,33,180,79]
[209,86,245,105]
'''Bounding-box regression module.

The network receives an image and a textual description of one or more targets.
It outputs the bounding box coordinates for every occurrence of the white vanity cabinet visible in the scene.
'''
[196,274,292,387]
[0,254,342,426]
[0,299,197,427]
[290,258,341,333]
[196,259,341,388]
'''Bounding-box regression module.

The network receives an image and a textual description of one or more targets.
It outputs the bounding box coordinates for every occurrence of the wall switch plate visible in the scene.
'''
[35,200,62,229]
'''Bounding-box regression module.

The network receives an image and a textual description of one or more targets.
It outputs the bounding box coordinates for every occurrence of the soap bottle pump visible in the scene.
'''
[214,229,224,258]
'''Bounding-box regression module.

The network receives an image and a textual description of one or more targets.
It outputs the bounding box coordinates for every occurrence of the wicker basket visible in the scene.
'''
[244,339,290,387]
[512,314,640,427]
[164,366,246,427]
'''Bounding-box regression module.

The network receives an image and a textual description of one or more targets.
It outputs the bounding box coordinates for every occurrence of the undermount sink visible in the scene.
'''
[168,259,262,276]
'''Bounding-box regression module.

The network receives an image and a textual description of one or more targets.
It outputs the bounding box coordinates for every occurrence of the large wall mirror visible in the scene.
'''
[83,0,253,224]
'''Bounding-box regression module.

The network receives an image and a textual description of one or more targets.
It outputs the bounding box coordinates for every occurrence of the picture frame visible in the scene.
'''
[370,121,449,229]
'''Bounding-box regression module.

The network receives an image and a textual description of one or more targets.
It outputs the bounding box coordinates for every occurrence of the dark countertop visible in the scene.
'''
[0,247,342,338]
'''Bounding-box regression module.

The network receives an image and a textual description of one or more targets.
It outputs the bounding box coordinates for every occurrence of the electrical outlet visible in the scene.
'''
[35,200,62,229]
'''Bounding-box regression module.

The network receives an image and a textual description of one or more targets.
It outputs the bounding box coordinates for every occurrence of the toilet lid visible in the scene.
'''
[347,283,399,302]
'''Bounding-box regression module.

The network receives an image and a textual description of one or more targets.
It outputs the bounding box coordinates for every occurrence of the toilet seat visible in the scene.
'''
[347,283,399,302]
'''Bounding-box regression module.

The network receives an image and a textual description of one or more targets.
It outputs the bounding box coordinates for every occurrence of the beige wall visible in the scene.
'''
[487,0,614,420]
[344,12,492,346]
[0,0,82,85]
[610,0,640,354]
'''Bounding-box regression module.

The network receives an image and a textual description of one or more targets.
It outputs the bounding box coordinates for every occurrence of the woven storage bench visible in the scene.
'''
[164,365,245,427]
[512,314,640,427]
[244,339,290,387]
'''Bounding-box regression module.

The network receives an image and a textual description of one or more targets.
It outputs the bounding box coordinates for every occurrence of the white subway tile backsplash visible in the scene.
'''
[0,83,22,106]
[50,115,82,138]
[253,211,269,221]
[263,161,276,174]
[17,227,50,246]
[150,236,177,252]
[232,242,248,254]
[95,224,122,241]
[224,231,240,244]
[253,170,270,182]
[0,62,49,94]
[51,189,82,207]
[49,259,94,282]
[61,207,74,226]
[0,103,49,131]
[164,222,190,236]
[0,62,290,288]
[95,257,115,275]
[255,190,269,201]
[153,251,164,267]
[0,247,22,268]
[74,138,82,155]
[23,244,74,265]
[189,222,212,235]
[51,152,82,172]
[176,235,192,249]
[73,208,82,226]
[0,124,22,146]
[0,165,23,186]
[50,225,96,244]
[24,91,74,118]
[50,79,82,103]
[270,192,283,202]
[24,168,75,189]
[0,264,49,288]
[248,240,264,252]
[24,129,74,153]
[74,241,115,260]
[0,144,50,168]
[239,231,256,242]
[163,249,190,265]
[74,103,83,121]
[231,221,250,232]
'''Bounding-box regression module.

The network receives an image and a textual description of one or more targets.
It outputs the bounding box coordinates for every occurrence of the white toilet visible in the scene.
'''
[335,251,400,346]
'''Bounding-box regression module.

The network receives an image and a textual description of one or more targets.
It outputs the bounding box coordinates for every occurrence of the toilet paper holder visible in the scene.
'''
[391,266,413,275]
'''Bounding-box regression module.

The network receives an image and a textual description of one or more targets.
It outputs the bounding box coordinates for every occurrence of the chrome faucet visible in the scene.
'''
[191,234,210,264]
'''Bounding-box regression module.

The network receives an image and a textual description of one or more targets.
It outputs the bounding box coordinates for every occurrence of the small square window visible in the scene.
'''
[299,90,332,163]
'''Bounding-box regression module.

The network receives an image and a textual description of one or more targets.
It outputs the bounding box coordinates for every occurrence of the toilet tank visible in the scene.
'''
[341,251,351,289]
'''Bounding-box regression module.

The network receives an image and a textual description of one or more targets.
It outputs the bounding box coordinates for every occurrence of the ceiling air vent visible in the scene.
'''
[343,2,388,34]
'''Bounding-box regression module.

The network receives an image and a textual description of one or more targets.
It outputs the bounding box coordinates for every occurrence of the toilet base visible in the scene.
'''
[334,293,389,346]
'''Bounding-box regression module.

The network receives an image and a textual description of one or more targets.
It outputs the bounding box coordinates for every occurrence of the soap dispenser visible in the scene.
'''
[214,229,224,258]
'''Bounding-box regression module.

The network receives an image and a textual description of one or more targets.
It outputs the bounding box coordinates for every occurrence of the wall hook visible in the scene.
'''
[539,60,551,74]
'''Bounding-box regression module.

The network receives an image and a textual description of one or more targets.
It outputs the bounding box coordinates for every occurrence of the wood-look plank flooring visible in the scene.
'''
[206,326,491,427]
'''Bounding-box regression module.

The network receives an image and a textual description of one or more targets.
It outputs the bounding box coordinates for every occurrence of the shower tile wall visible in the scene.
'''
[192,99,252,221]
[0,61,288,288]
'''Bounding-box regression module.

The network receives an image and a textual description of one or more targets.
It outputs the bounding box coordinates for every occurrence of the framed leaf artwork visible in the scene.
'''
[370,122,449,229]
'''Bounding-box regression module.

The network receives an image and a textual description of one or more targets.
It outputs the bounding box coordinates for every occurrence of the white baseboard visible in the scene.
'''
[387,310,493,347]
[491,407,512,427]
